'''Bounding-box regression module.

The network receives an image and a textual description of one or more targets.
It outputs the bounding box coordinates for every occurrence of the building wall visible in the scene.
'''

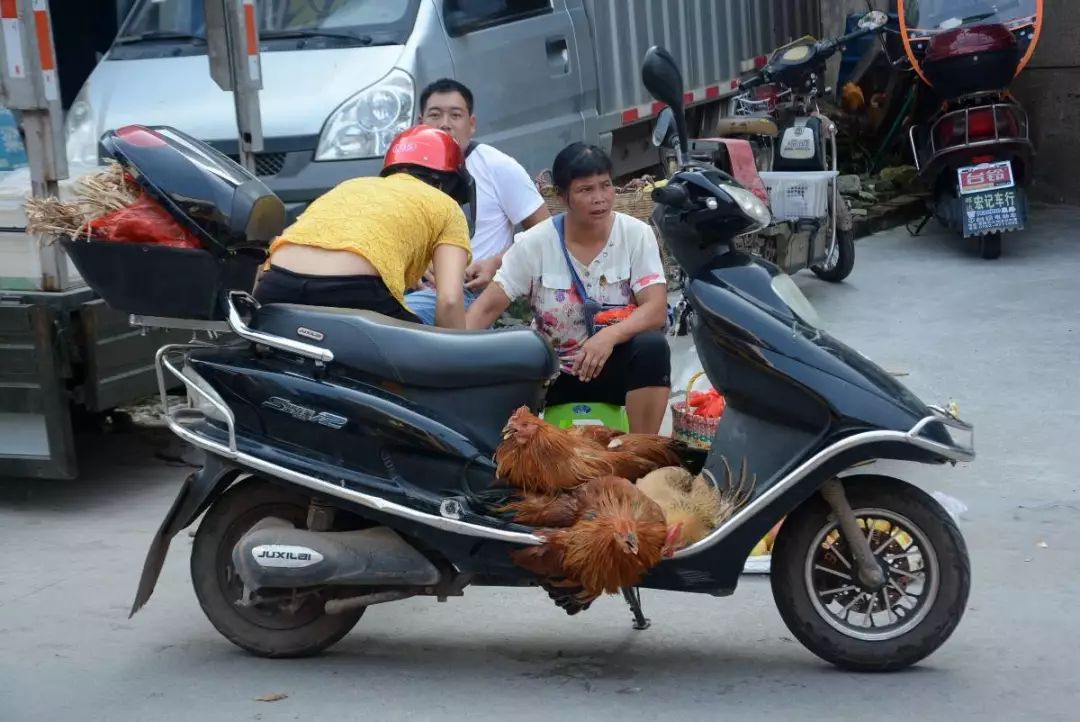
[1011,0,1080,205]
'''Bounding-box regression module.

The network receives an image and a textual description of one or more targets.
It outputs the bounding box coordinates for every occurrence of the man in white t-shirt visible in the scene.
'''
[404,78,549,325]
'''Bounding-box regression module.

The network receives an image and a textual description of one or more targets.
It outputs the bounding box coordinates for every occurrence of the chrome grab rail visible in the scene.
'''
[225,291,334,364]
[921,102,1032,169]
[154,344,238,453]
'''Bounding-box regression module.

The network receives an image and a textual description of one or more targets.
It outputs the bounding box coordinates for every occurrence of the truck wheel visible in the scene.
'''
[770,476,970,672]
[979,233,1003,260]
[190,477,363,658]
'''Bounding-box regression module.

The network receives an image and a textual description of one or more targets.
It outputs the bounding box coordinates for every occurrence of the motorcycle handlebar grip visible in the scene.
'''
[653,183,690,207]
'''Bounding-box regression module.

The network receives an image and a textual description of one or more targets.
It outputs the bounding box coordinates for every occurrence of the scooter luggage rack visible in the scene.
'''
[909,102,1032,172]
[148,293,975,559]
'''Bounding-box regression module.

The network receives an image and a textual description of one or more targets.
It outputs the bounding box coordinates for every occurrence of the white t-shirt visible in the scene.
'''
[465,143,545,262]
[493,212,667,372]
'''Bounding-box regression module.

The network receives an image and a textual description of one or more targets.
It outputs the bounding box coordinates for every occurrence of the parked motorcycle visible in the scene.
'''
[67,54,974,672]
[656,11,889,285]
[901,0,1042,259]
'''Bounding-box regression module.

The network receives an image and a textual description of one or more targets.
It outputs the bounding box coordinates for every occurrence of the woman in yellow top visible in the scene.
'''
[254,126,473,328]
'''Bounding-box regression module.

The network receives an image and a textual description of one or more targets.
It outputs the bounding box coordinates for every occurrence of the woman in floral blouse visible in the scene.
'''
[466,143,671,433]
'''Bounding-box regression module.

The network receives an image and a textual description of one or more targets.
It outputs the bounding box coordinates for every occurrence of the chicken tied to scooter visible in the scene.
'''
[479,406,755,616]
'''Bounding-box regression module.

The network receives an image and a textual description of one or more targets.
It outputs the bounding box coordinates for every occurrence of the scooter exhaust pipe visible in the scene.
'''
[231,525,441,592]
[324,590,417,615]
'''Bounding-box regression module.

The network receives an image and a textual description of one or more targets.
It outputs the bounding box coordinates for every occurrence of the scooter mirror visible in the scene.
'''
[858,10,888,31]
[652,107,676,148]
[642,46,689,160]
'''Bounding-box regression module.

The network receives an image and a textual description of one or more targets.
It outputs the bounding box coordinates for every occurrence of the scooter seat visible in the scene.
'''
[716,116,779,138]
[251,303,558,389]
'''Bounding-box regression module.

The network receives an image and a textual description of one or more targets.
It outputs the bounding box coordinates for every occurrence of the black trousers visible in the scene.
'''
[254,266,422,324]
[546,330,671,407]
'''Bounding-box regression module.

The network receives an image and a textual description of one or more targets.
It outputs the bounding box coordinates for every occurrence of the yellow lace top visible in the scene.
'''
[267,173,471,308]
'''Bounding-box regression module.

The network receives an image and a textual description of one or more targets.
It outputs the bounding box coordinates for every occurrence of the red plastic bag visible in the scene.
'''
[88,193,203,249]
[593,304,637,326]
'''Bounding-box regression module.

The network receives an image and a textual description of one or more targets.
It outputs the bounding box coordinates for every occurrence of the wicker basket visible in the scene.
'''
[670,371,723,450]
[536,171,657,224]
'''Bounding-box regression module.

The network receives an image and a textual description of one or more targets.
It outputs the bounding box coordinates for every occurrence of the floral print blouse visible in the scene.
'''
[493,212,667,372]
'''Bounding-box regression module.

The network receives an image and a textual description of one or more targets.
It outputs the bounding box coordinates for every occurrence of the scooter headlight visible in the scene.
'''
[770,273,823,329]
[720,183,771,231]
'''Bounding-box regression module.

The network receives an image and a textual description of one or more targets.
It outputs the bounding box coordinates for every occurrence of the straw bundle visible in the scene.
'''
[24,160,140,240]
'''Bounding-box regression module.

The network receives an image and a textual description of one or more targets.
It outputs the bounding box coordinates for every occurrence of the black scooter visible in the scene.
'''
[80,51,974,672]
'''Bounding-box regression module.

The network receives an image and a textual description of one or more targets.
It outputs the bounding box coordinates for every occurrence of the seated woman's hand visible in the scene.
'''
[572,327,619,382]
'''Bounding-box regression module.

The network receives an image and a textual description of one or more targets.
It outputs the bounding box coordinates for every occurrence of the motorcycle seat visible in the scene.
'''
[251,303,558,389]
[716,116,780,138]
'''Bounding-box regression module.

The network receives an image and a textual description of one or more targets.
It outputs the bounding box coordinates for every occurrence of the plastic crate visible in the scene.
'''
[758,170,838,221]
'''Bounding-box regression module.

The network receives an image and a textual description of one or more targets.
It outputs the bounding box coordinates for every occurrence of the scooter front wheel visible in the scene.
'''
[190,477,364,658]
[770,476,970,672]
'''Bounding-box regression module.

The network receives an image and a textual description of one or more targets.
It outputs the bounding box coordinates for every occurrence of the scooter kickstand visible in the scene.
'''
[909,212,932,237]
[621,586,650,630]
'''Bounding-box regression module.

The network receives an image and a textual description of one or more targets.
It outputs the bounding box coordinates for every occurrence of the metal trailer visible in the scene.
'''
[0,0,258,480]
[579,0,822,175]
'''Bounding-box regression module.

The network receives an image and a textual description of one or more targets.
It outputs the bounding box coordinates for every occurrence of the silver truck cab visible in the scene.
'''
[66,0,817,221]
[67,0,586,221]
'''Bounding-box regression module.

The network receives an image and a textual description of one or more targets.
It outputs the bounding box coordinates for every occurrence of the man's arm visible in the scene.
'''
[464,201,549,291]
[519,202,550,230]
[465,282,512,330]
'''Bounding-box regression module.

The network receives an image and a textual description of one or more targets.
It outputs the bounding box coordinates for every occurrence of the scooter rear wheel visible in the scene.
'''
[190,477,364,658]
[770,476,970,672]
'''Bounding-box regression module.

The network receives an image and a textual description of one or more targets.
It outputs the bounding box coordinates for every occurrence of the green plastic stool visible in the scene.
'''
[543,402,630,432]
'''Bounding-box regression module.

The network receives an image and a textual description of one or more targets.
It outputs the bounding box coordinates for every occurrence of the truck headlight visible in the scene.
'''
[65,92,99,165]
[316,68,414,161]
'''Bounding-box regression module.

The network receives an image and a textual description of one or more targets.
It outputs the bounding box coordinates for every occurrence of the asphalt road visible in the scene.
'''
[2,209,1078,721]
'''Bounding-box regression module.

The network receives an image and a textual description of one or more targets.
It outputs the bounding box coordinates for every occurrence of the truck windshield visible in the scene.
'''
[114,0,418,56]
[903,0,1037,31]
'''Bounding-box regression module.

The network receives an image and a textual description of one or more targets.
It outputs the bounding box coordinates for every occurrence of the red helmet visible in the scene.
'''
[382,125,464,173]
[381,125,472,205]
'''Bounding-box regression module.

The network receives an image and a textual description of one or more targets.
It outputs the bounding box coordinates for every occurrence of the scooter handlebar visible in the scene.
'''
[652,182,691,208]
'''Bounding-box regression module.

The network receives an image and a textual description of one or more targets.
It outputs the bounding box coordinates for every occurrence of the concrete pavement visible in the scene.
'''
[2,208,1078,721]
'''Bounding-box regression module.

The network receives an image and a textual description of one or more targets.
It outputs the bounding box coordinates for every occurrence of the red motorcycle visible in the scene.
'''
[903,0,1043,259]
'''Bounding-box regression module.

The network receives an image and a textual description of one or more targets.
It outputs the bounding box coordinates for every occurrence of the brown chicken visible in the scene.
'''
[605,434,685,479]
[511,476,673,602]
[638,459,757,554]
[498,490,581,528]
[566,424,626,447]
[494,407,684,493]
